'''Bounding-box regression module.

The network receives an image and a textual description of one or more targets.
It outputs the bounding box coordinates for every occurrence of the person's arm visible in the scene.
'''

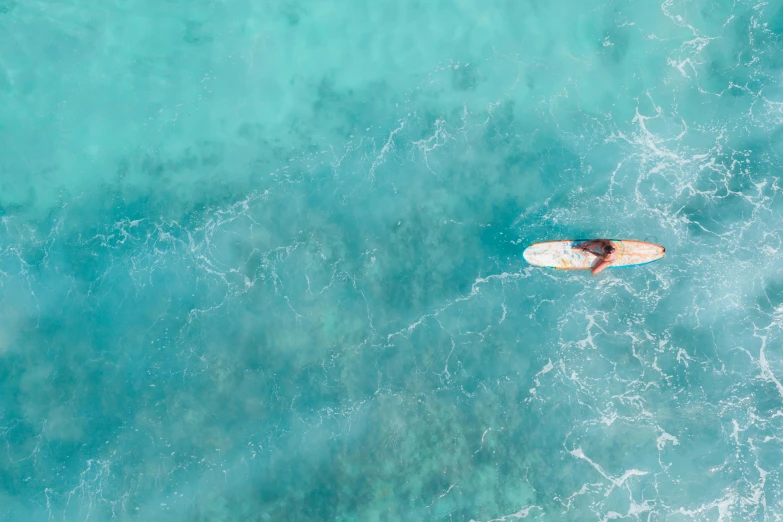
[591,259,612,274]
[575,240,599,252]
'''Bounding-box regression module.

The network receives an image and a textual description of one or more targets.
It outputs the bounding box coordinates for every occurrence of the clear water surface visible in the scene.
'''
[1,0,783,520]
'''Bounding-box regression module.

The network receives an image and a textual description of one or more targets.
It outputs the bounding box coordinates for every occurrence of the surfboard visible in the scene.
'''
[523,240,665,270]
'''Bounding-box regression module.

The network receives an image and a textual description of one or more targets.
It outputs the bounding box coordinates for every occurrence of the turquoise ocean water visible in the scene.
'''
[2,0,783,519]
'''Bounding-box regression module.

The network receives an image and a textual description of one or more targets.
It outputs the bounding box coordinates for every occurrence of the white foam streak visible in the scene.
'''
[569,448,648,492]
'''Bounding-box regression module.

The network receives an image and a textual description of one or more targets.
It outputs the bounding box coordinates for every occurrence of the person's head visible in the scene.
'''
[603,245,615,254]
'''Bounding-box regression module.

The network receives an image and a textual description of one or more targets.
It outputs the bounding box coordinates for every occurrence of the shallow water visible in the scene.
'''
[1,0,783,520]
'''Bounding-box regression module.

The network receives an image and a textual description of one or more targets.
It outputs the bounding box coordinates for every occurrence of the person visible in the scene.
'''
[573,240,617,275]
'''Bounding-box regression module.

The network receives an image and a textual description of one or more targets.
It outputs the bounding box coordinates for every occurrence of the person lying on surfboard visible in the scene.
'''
[573,240,617,275]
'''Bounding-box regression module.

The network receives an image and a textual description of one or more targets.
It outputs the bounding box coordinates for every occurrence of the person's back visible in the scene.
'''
[574,240,617,274]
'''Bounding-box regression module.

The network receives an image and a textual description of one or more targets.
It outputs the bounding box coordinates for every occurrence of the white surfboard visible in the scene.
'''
[523,240,665,270]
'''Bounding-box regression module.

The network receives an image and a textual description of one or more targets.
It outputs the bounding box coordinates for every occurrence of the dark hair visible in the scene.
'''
[603,245,615,254]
